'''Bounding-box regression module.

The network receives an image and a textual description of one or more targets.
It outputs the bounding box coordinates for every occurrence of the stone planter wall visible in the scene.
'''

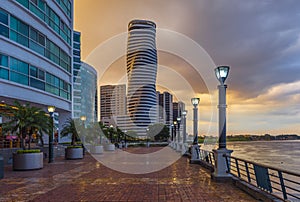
[91,145,104,154]
[104,144,115,151]
[13,152,43,170]
[65,148,83,160]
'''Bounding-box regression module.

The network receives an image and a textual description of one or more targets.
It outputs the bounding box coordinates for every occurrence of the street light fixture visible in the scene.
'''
[214,65,229,149]
[47,106,55,163]
[176,117,181,143]
[191,98,200,144]
[190,98,200,163]
[212,65,233,180]
[215,66,229,84]
[109,124,114,143]
[182,110,187,143]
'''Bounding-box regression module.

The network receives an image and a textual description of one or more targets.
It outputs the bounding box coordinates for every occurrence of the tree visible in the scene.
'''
[148,124,170,142]
[1,101,51,150]
[60,118,81,145]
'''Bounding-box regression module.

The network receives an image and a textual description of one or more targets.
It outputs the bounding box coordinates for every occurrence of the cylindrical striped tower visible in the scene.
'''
[127,19,158,136]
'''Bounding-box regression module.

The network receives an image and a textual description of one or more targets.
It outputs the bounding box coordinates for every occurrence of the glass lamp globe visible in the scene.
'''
[191,98,200,107]
[215,66,230,84]
[48,106,55,113]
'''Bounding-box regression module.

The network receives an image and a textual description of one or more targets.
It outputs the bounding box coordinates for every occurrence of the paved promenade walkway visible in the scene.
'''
[0,147,256,201]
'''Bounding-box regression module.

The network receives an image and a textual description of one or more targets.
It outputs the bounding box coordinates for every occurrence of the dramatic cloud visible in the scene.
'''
[74,0,300,134]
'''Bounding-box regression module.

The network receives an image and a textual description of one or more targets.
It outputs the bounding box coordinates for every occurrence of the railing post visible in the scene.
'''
[235,159,240,178]
[278,171,287,200]
[224,154,230,173]
[245,162,251,183]
[209,153,213,164]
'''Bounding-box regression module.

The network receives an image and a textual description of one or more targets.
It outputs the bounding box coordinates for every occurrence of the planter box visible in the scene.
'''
[65,148,83,160]
[91,145,104,154]
[104,144,115,151]
[13,152,43,171]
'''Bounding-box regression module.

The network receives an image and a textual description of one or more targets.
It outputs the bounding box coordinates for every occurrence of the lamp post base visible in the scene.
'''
[181,143,188,155]
[190,144,200,163]
[211,148,233,181]
[176,142,182,152]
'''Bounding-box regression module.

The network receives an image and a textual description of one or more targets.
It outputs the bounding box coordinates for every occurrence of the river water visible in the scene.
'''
[226,140,300,172]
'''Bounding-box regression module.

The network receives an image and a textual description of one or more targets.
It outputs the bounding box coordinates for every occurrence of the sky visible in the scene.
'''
[74,0,300,136]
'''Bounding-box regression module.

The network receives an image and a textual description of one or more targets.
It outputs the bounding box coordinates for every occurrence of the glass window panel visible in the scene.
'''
[0,24,9,38]
[30,0,38,5]
[16,0,29,8]
[0,68,9,80]
[10,71,29,85]
[0,10,8,25]
[60,90,68,99]
[29,40,45,55]
[29,3,45,20]
[38,69,44,80]
[38,0,45,11]
[30,27,38,41]
[10,58,29,74]
[0,54,8,67]
[19,20,29,37]
[10,16,17,30]
[38,33,45,46]
[45,84,59,95]
[30,77,45,90]
[54,76,59,87]
[30,65,37,77]
[18,32,29,47]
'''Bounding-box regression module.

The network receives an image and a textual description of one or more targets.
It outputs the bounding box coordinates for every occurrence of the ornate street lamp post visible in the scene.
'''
[47,106,55,163]
[80,115,86,141]
[212,65,233,180]
[176,117,181,151]
[124,130,127,148]
[173,121,177,149]
[190,98,200,163]
[182,110,188,155]
[109,124,114,143]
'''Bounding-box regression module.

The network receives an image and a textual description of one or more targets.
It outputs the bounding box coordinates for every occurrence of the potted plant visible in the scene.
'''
[60,118,84,159]
[87,122,104,154]
[1,101,50,170]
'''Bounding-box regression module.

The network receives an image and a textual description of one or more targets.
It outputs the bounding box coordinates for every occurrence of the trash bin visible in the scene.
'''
[0,154,4,179]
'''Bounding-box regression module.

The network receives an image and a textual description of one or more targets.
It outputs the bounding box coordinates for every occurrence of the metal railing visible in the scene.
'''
[199,149,215,166]
[224,154,300,201]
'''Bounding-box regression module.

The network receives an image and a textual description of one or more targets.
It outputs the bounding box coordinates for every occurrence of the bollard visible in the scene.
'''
[0,154,4,179]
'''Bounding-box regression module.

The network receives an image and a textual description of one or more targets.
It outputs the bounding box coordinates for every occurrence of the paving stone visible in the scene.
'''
[0,147,256,202]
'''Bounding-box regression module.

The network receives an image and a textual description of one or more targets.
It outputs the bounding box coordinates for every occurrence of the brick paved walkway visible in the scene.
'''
[0,147,256,201]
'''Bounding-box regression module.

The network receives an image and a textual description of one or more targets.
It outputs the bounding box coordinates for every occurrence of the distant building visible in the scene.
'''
[100,84,126,121]
[157,91,173,126]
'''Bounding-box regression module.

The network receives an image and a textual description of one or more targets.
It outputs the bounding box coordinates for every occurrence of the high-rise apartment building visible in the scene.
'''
[100,84,126,120]
[126,19,158,136]
[0,0,73,130]
[157,91,173,126]
[173,101,185,121]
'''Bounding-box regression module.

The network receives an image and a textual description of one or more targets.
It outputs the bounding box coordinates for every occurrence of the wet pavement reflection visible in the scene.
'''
[0,147,256,201]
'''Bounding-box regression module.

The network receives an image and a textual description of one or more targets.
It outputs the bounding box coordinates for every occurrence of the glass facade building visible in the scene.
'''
[72,31,97,124]
[0,0,73,131]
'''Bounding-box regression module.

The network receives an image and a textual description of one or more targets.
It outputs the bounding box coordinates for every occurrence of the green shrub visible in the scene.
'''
[16,149,41,154]
[67,146,82,149]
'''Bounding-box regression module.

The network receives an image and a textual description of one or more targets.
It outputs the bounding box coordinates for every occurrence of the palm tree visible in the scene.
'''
[60,118,81,145]
[1,101,50,150]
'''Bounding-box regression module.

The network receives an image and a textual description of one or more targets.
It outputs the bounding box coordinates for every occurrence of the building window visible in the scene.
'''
[55,0,72,18]
[15,0,71,45]
[0,52,71,100]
